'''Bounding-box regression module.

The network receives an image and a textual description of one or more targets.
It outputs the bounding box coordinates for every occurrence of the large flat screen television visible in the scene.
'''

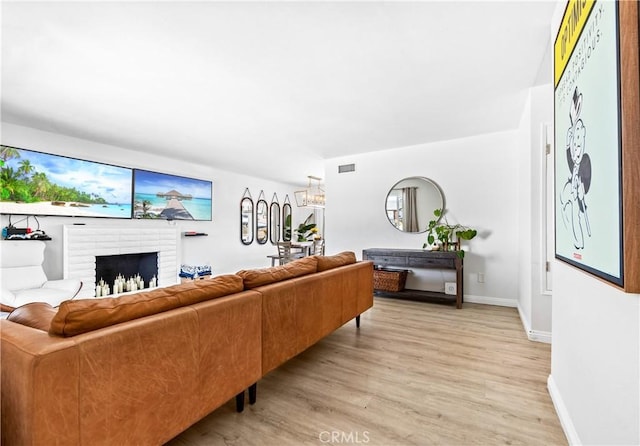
[133,169,212,221]
[0,145,133,218]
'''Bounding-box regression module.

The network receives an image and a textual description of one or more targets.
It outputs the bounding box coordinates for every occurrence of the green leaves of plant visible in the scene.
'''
[456,229,477,240]
[425,208,477,251]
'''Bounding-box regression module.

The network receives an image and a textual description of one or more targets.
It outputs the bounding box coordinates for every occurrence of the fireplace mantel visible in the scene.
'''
[63,225,179,299]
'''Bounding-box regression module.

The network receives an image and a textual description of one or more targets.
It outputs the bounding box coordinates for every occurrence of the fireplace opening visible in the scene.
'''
[95,252,159,296]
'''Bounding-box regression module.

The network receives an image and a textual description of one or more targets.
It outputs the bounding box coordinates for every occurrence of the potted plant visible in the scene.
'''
[295,213,318,242]
[422,208,477,258]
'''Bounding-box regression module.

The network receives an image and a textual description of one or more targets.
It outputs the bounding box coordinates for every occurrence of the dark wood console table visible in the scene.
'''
[362,248,464,309]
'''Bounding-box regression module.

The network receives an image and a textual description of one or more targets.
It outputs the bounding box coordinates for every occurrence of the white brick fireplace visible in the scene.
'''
[63,225,179,299]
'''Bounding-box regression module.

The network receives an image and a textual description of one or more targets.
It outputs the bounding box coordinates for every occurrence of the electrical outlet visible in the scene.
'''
[478,272,485,283]
[445,282,457,295]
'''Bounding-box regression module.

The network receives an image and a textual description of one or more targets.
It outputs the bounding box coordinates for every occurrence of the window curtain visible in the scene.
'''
[402,187,419,232]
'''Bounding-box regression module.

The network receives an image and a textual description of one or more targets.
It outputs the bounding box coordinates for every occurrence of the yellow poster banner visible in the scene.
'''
[554,0,596,86]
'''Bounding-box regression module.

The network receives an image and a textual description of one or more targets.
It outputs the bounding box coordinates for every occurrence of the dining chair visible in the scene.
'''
[275,241,305,265]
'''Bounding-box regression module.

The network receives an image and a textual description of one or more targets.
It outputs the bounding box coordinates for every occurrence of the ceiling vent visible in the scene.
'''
[338,163,355,173]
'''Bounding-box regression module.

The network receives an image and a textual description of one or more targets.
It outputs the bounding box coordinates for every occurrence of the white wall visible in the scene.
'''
[517,90,534,328]
[1,122,305,279]
[325,131,520,305]
[548,2,640,444]
[517,83,554,343]
[550,263,639,445]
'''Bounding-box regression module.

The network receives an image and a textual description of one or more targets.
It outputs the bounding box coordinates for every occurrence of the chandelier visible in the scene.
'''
[295,176,325,208]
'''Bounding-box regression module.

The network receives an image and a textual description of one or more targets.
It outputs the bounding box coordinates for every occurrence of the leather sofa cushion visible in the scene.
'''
[49,274,243,337]
[237,256,318,289]
[7,302,57,331]
[315,251,357,271]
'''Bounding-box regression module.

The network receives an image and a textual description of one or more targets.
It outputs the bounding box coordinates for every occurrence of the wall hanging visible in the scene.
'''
[282,195,292,241]
[256,191,268,245]
[269,193,280,245]
[553,0,639,292]
[240,188,254,245]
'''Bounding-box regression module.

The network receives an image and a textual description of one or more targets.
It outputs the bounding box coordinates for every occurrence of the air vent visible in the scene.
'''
[338,163,355,173]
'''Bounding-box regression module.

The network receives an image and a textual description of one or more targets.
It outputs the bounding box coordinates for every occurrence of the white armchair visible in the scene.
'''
[0,240,82,311]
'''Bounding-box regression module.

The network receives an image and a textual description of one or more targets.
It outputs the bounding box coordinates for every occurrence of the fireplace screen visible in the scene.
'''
[95,252,158,296]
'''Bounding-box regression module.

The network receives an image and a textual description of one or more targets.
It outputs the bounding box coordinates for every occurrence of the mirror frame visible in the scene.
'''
[240,191,254,245]
[256,193,269,245]
[282,196,292,241]
[269,193,281,244]
[385,176,444,233]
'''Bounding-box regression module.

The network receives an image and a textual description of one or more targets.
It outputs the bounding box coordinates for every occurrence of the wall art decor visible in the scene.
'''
[554,0,639,292]
[0,145,133,219]
[133,169,212,221]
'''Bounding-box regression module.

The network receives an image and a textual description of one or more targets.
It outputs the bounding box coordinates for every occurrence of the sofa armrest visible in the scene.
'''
[1,287,17,309]
[1,320,81,445]
[42,279,82,298]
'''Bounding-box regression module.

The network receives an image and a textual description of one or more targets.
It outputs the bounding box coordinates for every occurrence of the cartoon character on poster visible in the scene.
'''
[560,87,592,249]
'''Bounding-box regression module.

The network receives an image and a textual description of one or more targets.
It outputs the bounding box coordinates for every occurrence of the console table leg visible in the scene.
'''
[235,390,245,412]
[249,383,257,405]
[356,315,361,328]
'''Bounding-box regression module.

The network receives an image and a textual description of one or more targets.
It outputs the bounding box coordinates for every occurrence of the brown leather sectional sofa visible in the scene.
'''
[1,252,373,445]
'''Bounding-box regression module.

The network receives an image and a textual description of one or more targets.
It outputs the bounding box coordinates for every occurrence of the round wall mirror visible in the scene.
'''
[240,193,254,245]
[282,196,292,241]
[256,194,269,244]
[385,177,444,233]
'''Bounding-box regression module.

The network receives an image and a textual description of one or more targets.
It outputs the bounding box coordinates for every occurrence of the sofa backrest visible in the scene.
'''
[315,251,357,271]
[236,251,357,289]
[236,255,318,289]
[47,274,244,337]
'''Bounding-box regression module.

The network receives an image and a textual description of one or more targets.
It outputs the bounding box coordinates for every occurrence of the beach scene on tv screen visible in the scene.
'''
[133,170,212,220]
[0,146,132,218]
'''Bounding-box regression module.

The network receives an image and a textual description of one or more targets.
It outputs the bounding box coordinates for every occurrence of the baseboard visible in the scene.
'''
[528,329,552,343]
[465,294,517,307]
[547,374,580,445]
[517,304,552,344]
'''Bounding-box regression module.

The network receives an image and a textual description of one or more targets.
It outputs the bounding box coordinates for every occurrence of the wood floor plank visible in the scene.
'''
[167,297,567,445]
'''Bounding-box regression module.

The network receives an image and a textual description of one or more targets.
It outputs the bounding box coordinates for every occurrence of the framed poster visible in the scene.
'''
[554,0,624,286]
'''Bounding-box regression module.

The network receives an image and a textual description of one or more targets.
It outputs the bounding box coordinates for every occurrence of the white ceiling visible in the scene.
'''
[1,1,555,186]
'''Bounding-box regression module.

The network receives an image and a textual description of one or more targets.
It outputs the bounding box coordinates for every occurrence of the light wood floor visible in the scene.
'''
[167,297,567,446]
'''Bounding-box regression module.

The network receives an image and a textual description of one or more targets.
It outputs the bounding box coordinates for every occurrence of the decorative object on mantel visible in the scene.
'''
[295,213,318,242]
[255,191,269,245]
[282,195,292,241]
[95,274,158,297]
[269,193,281,245]
[240,188,254,245]
[295,175,325,208]
[423,208,477,258]
[179,264,212,282]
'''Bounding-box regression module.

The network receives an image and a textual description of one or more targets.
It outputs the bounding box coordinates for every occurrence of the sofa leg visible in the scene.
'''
[249,383,257,405]
[235,390,245,413]
[356,315,361,328]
